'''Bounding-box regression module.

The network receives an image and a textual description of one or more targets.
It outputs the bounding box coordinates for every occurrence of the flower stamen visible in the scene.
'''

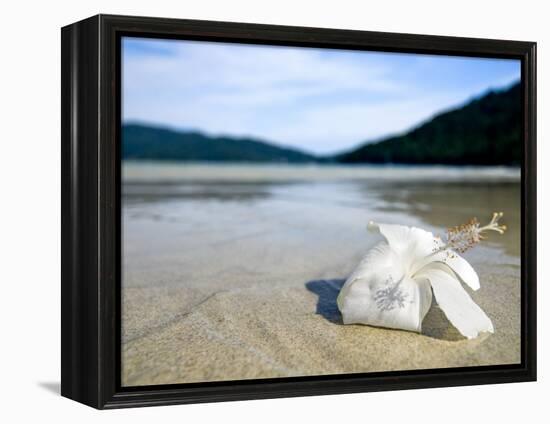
[445,212,507,253]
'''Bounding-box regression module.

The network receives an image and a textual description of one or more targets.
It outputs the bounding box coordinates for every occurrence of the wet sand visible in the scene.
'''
[121,163,521,386]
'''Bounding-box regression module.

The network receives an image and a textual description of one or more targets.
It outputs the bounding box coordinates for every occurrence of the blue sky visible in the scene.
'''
[123,37,520,154]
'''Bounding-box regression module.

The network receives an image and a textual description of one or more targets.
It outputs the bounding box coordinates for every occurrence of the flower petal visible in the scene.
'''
[416,276,433,323]
[417,266,493,339]
[368,221,480,291]
[414,251,480,291]
[368,221,436,259]
[338,242,432,333]
[337,242,397,310]
[437,253,480,291]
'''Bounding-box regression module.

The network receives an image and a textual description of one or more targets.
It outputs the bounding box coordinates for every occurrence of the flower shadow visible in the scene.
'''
[305,279,346,324]
[421,305,465,341]
[306,279,467,342]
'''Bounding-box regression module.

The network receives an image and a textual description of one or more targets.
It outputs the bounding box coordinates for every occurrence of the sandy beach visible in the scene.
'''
[121,163,521,386]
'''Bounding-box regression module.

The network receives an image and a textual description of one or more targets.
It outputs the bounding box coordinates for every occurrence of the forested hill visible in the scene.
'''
[122,124,317,163]
[336,82,521,165]
[123,82,521,165]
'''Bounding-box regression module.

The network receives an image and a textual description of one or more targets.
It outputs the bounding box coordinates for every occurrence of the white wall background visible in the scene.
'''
[1,0,546,422]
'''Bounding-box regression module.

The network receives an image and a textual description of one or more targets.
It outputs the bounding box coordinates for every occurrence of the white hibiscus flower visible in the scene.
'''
[337,213,507,339]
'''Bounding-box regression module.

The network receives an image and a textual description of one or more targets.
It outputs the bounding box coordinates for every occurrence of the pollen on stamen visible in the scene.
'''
[444,212,507,254]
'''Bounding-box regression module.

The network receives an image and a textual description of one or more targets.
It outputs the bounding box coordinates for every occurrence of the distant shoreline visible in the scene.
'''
[122,161,521,184]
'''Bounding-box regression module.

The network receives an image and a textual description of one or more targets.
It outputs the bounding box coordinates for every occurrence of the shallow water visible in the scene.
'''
[122,162,520,280]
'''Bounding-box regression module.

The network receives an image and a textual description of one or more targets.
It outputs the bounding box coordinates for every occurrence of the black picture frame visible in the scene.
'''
[61,14,537,409]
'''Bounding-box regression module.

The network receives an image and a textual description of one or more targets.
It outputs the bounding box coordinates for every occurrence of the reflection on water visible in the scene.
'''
[123,181,277,204]
[360,181,521,257]
[123,163,520,259]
